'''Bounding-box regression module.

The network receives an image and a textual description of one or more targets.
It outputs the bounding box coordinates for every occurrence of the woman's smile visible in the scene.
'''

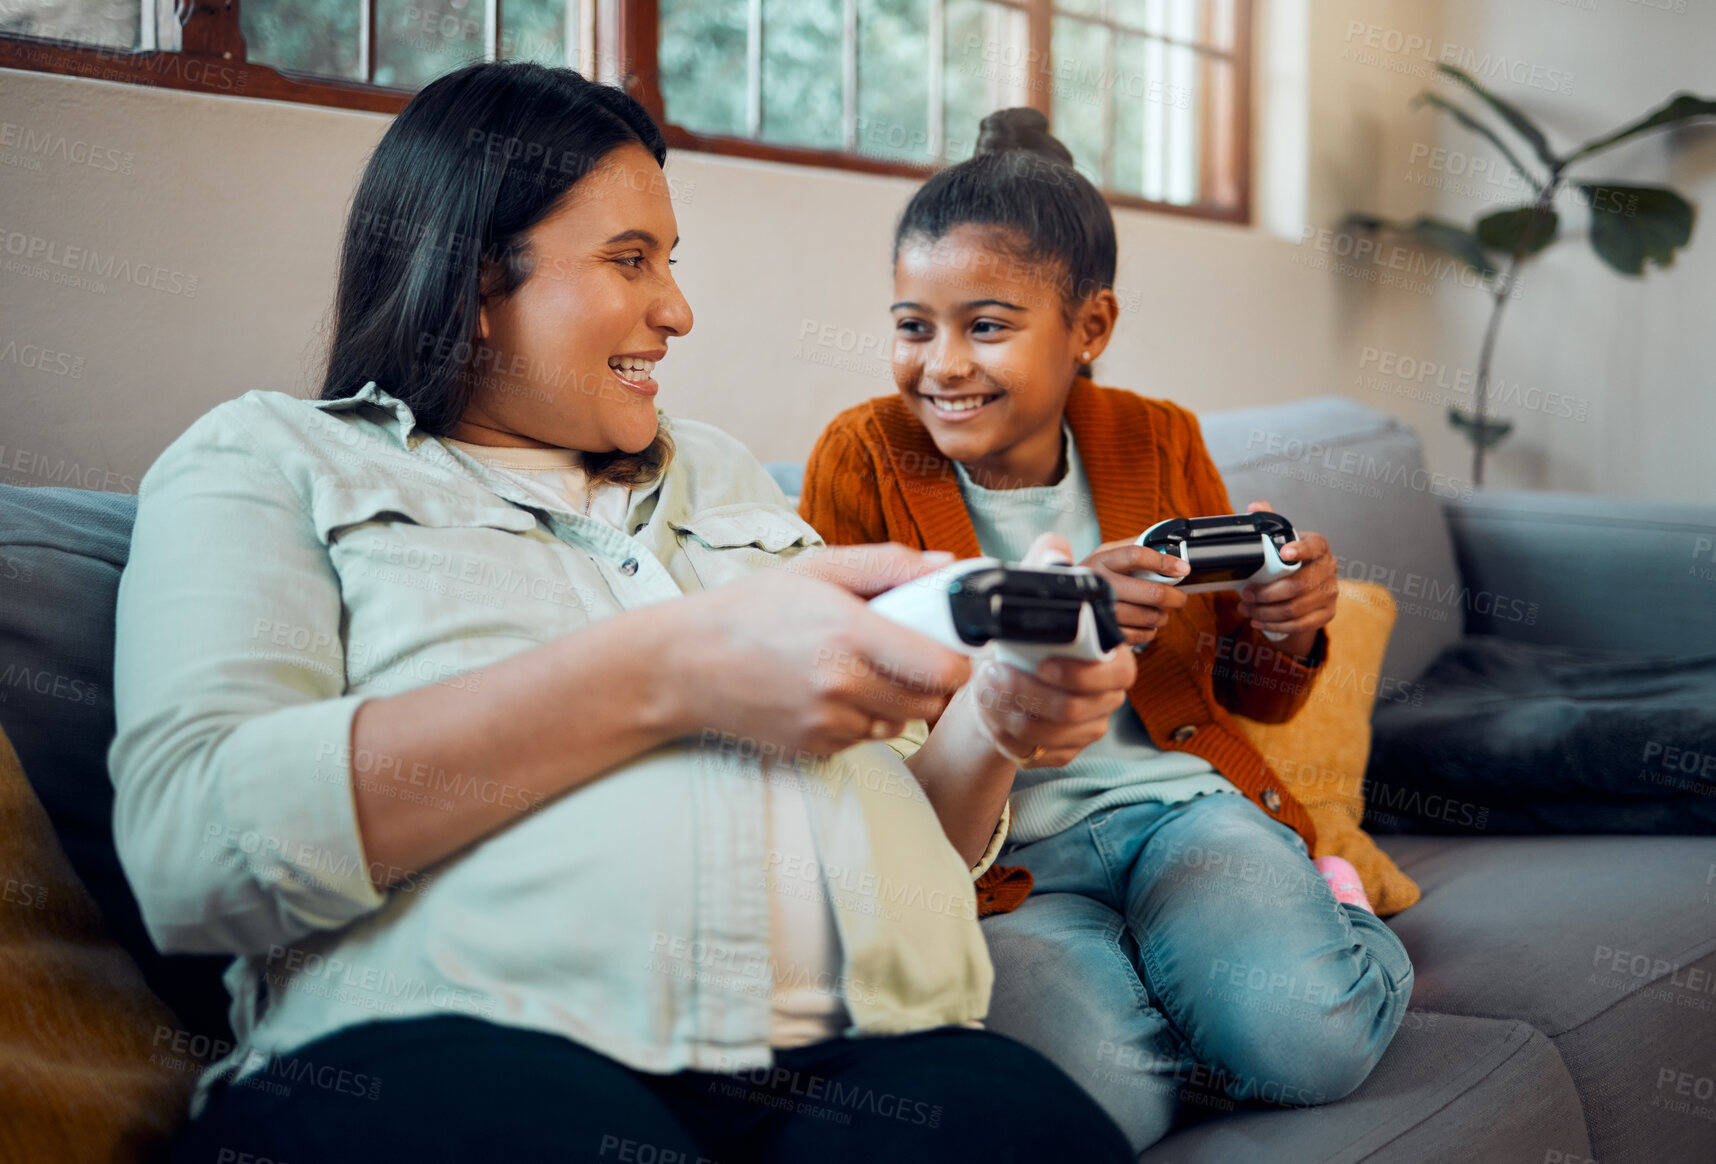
[608,350,664,397]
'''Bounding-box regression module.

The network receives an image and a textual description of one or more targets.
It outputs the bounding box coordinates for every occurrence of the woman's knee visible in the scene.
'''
[967,1046,1137,1163]
[876,1031,1135,1163]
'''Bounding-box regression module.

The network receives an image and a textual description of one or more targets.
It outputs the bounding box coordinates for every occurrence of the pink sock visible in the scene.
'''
[1315,856,1374,914]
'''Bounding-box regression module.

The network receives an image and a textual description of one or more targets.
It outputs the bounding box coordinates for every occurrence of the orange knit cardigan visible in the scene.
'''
[799,380,1325,915]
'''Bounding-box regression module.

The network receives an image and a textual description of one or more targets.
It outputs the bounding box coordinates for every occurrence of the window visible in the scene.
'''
[1,0,1249,221]
[650,0,1250,218]
[1047,1,1247,212]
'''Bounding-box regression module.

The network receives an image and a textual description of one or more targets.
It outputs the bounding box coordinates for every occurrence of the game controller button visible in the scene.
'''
[1170,724,1197,743]
[1261,788,1283,813]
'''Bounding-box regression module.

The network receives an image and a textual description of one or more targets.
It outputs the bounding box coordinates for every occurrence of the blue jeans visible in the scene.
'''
[981,793,1414,1154]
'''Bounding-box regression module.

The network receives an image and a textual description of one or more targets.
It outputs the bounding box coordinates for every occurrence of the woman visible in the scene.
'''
[109,64,1135,1162]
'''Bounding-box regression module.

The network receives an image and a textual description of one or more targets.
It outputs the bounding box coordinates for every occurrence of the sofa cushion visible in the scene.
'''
[764,460,804,505]
[0,721,194,1161]
[1231,580,1421,916]
[1381,834,1716,1164]
[1197,397,1464,686]
[1445,489,1716,659]
[1367,638,1716,835]
[1137,1012,1588,1163]
[0,483,231,1044]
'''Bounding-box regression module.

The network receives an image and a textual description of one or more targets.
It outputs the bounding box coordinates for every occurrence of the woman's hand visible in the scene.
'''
[1079,539,1191,650]
[1236,499,1338,658]
[670,544,972,758]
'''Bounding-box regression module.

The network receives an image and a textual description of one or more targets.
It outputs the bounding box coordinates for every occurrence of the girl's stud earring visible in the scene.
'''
[1081,351,1091,362]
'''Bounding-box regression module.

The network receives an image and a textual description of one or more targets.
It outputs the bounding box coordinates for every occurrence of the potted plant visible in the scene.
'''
[1347,65,1715,485]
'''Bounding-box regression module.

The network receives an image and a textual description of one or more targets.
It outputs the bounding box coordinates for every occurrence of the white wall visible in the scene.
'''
[3,0,1707,500]
[1310,0,1716,500]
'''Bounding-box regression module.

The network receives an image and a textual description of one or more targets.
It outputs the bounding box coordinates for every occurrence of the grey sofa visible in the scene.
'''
[1138,400,1716,1164]
[2,396,1713,1163]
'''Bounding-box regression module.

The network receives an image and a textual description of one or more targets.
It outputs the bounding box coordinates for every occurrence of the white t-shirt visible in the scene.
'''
[440,438,634,529]
[442,435,850,1047]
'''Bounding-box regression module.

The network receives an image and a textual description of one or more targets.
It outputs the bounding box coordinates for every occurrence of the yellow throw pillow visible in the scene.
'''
[1231,579,1422,917]
[0,724,194,1161]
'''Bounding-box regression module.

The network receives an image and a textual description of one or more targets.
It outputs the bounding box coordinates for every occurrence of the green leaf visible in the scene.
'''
[1438,65,1560,173]
[1411,91,1540,188]
[1343,213,1499,278]
[1567,94,1716,164]
[1448,408,1513,451]
[1581,184,1696,275]
[1476,206,1560,257]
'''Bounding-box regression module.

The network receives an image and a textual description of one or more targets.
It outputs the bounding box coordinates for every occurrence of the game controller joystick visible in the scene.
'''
[868,558,1125,673]
[1133,512,1301,642]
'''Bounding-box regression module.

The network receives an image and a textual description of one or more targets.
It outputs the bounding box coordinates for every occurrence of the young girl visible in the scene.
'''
[799,108,1413,1153]
[111,72,1135,1163]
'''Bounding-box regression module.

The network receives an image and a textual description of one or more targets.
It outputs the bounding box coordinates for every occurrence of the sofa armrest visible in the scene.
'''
[1443,489,1716,656]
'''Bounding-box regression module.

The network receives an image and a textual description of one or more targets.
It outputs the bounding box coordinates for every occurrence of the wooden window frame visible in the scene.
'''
[1,0,1250,223]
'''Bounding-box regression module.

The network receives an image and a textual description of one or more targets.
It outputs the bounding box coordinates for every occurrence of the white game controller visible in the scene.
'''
[1133,513,1301,643]
[868,558,1125,673]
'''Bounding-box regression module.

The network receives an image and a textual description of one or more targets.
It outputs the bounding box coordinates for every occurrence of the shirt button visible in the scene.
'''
[619,558,639,576]
[1262,788,1283,813]
[1170,724,1197,743]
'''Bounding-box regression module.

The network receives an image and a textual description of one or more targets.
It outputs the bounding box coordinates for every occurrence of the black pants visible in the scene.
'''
[173,1016,1132,1164]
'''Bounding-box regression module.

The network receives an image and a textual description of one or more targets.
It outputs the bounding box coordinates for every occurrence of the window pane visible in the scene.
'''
[1163,0,1199,204]
[1112,0,1155,29]
[856,0,928,162]
[1050,15,1106,187]
[1111,32,1147,196]
[1139,2,1167,200]
[0,0,139,50]
[760,0,843,150]
[659,0,748,137]
[1055,0,1104,17]
[499,0,568,66]
[243,0,362,82]
[374,0,487,90]
[944,0,1029,163]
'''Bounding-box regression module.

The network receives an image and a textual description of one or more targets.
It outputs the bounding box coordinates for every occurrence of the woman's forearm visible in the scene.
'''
[907,688,1015,867]
[350,606,688,887]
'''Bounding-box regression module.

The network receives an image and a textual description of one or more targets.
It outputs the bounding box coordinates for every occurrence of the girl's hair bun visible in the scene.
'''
[975,107,1075,166]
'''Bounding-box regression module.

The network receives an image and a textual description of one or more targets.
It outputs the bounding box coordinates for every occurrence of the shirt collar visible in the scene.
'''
[953,421,1080,497]
[310,380,420,445]
[312,379,671,514]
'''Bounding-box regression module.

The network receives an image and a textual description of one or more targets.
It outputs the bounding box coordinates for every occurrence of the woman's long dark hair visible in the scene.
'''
[894,108,1116,379]
[321,61,673,485]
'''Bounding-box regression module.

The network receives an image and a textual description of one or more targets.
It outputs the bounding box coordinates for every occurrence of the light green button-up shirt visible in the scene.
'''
[108,382,999,1113]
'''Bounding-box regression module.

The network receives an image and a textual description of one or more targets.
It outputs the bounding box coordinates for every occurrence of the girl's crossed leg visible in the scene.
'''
[982,793,1413,1153]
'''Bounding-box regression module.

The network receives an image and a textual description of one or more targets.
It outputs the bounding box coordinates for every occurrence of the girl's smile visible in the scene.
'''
[917,388,1004,421]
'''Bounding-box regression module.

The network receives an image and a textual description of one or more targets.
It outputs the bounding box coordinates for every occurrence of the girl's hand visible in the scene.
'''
[970,533,1136,767]
[673,545,971,757]
[1079,539,1191,649]
[967,650,1135,769]
[1237,500,1338,657]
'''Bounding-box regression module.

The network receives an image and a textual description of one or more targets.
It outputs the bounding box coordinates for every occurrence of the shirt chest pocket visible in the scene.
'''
[313,485,603,689]
[668,504,816,589]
